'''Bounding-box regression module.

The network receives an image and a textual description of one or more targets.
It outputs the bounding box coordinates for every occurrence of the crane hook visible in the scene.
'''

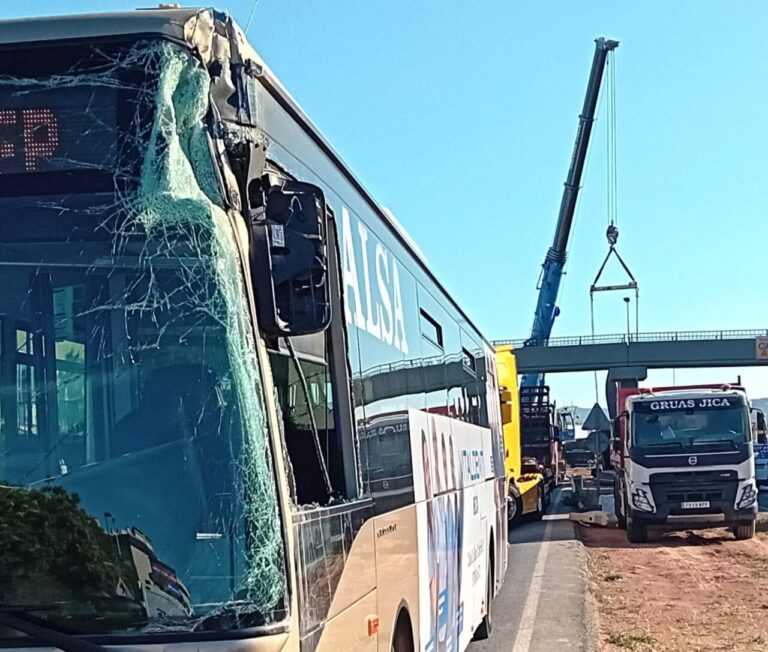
[606,223,619,246]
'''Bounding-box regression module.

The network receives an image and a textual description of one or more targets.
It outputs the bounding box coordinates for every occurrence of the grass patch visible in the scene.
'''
[606,632,657,650]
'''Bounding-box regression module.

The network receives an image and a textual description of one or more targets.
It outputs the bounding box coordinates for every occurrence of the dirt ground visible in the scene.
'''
[581,517,768,652]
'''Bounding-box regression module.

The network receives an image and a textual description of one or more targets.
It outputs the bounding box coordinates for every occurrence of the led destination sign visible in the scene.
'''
[0,86,117,176]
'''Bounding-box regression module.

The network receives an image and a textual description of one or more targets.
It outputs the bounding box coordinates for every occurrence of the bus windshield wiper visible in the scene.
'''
[0,609,108,652]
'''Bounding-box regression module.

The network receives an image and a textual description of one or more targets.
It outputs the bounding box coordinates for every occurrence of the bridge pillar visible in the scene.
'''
[605,366,648,419]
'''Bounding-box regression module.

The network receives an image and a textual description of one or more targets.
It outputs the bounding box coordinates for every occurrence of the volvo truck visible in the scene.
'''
[611,384,758,543]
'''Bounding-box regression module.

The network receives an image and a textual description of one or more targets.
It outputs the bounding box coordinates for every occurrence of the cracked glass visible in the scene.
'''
[0,37,286,636]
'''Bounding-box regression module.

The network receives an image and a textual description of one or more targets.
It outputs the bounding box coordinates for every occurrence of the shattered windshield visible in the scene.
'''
[0,38,286,636]
[632,404,750,448]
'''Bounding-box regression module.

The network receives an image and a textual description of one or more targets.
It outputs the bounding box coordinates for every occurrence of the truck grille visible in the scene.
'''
[663,489,723,503]
[649,470,737,508]
[649,470,737,484]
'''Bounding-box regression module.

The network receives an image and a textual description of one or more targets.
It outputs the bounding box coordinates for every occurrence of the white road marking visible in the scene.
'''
[510,516,555,652]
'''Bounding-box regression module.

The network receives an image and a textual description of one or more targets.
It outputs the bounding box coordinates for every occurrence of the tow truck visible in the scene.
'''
[497,345,551,525]
[612,384,759,542]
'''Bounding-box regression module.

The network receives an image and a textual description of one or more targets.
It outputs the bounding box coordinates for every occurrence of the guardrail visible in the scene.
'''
[493,329,768,349]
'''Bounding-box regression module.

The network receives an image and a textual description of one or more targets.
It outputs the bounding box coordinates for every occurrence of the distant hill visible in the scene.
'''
[753,398,768,413]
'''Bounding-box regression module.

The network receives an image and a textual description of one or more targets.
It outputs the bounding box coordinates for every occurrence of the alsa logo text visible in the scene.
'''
[341,207,408,354]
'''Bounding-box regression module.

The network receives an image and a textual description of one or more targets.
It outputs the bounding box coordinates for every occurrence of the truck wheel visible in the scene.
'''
[733,521,756,540]
[508,494,522,527]
[532,484,545,521]
[626,515,647,544]
[614,478,626,529]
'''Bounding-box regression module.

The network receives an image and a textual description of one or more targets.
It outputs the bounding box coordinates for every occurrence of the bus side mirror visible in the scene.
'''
[248,174,331,336]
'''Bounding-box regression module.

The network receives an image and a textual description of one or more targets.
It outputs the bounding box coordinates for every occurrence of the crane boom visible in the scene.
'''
[521,36,619,389]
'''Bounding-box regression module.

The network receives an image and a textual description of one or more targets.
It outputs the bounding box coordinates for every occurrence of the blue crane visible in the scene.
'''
[521,37,619,390]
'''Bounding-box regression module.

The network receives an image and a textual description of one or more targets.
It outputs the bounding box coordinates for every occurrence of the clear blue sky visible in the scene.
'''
[12,1,768,405]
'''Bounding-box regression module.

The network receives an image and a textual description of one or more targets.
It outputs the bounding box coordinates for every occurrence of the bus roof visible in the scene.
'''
[0,7,198,45]
[0,7,491,347]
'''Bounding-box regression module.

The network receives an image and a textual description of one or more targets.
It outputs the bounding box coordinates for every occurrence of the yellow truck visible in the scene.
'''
[496,345,548,525]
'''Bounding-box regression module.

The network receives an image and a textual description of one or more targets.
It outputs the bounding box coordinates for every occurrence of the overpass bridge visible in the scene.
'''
[352,330,768,405]
[495,329,768,376]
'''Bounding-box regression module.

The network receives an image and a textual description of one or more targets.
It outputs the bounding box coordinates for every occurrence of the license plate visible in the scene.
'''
[681,501,709,509]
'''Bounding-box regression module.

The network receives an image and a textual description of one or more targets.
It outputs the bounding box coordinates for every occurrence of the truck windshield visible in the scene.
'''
[632,406,750,448]
[0,38,286,638]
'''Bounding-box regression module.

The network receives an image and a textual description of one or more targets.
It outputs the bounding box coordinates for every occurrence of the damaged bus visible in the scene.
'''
[0,7,507,652]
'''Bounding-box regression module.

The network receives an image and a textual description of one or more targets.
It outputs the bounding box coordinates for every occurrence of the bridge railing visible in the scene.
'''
[494,328,768,349]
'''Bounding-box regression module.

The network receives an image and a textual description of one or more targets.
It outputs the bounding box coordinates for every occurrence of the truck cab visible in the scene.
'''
[612,386,758,543]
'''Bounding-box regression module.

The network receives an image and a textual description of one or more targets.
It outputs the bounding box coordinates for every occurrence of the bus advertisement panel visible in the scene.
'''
[411,409,503,652]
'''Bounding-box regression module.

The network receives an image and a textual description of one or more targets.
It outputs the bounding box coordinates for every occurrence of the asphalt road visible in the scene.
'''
[471,481,768,652]
[471,488,592,652]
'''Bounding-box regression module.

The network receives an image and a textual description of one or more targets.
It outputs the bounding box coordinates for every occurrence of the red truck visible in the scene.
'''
[519,385,563,505]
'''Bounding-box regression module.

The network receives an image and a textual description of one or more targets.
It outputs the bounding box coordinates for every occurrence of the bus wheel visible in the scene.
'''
[391,611,414,652]
[733,521,756,541]
[473,547,495,640]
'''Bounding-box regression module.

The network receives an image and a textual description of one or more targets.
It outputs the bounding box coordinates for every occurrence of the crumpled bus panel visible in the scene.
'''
[133,39,286,615]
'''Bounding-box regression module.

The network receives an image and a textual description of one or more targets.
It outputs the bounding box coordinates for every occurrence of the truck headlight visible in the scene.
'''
[632,488,654,512]
[737,484,758,509]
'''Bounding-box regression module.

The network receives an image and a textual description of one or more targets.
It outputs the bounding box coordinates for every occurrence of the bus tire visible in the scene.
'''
[733,521,756,541]
[391,610,414,652]
[473,544,495,641]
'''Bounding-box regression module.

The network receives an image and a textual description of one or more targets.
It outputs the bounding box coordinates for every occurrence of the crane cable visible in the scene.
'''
[592,48,619,403]
[607,51,619,229]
